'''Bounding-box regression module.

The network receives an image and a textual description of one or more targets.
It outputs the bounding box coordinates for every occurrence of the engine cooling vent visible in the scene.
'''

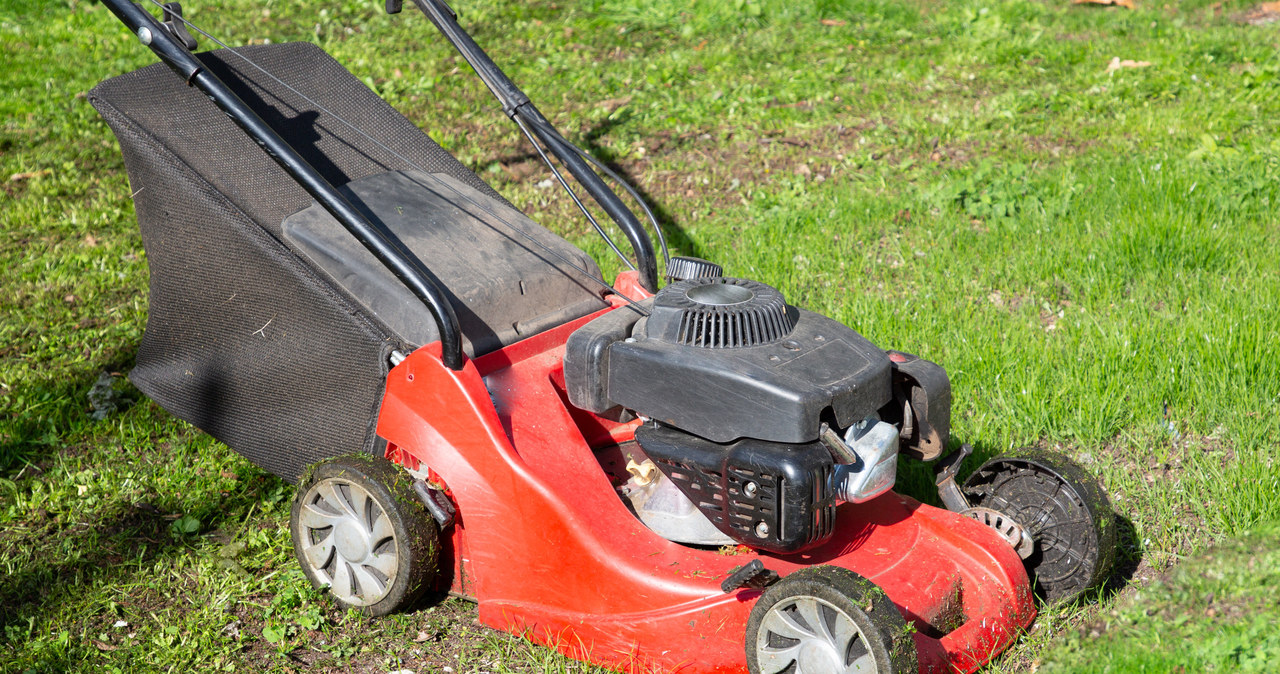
[647,277,796,348]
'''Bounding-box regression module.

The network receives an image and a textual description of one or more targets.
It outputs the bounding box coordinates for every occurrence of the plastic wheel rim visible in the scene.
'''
[755,595,878,674]
[963,454,1109,600]
[297,477,398,606]
[988,469,1091,587]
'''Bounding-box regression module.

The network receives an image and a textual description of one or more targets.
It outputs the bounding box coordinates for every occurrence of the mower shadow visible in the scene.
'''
[1098,512,1141,598]
[1,353,288,634]
[578,113,708,262]
[0,465,284,634]
[492,114,707,263]
[0,345,139,476]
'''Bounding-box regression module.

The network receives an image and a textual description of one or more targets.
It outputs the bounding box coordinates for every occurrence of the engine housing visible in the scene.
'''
[565,277,893,444]
[633,422,836,554]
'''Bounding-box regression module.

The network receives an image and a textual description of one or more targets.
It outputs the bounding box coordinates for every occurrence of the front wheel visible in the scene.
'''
[290,455,439,616]
[746,566,918,674]
[963,450,1116,603]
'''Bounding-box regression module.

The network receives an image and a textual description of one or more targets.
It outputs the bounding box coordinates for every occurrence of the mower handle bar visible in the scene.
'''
[100,0,468,370]
[399,0,661,293]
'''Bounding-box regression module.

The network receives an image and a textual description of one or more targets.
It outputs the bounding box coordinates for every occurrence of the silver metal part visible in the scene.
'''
[296,477,399,607]
[389,349,408,367]
[827,419,899,504]
[413,479,455,529]
[137,26,153,45]
[935,445,1034,558]
[934,443,974,513]
[754,595,880,674]
[900,396,915,439]
[404,466,455,529]
[963,506,1035,559]
[686,282,754,306]
[819,424,859,464]
[623,471,734,546]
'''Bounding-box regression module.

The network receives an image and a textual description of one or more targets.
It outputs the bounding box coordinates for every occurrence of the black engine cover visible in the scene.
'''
[634,422,836,554]
[564,277,893,444]
[608,309,892,444]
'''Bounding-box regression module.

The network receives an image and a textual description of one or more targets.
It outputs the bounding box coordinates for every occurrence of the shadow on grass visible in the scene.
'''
[491,113,707,264]
[0,346,138,477]
[578,113,707,263]
[1099,512,1141,598]
[0,455,283,636]
[0,348,292,670]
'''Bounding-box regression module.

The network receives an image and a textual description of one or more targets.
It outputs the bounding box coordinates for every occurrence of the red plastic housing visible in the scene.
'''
[376,272,1034,673]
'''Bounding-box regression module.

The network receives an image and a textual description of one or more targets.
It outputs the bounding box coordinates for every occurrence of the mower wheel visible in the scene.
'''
[962,450,1116,603]
[291,455,439,616]
[745,566,917,674]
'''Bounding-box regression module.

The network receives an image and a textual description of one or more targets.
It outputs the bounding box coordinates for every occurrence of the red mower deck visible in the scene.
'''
[377,274,1035,673]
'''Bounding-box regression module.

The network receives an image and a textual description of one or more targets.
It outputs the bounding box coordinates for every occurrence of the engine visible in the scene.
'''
[564,265,950,553]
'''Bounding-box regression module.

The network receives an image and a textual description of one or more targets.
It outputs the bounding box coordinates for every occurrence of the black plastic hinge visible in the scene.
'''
[721,559,780,593]
[399,0,458,21]
[160,2,197,51]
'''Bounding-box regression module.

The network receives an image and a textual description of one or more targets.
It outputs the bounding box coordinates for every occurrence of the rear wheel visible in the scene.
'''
[291,455,439,616]
[746,566,917,674]
[963,450,1116,603]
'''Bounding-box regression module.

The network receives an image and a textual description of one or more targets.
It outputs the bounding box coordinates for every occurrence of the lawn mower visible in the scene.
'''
[90,1,1117,672]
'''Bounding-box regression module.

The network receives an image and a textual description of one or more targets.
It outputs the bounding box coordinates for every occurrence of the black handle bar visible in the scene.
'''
[99,0,467,370]
[402,0,661,293]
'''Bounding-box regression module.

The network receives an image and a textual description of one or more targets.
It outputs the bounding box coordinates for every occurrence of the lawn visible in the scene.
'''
[2,0,1279,671]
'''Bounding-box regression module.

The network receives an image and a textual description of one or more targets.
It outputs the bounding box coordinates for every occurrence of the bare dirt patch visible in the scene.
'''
[1237,1,1280,24]
[453,114,1099,253]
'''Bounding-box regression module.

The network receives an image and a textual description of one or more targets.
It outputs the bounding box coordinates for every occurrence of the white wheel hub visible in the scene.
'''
[756,596,877,674]
[298,478,398,606]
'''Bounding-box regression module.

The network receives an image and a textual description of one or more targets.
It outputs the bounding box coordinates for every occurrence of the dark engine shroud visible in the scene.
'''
[566,278,895,445]
[565,277,906,552]
[634,422,836,553]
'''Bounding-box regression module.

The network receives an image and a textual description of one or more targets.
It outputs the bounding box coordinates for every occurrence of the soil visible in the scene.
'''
[1237,2,1280,25]
[406,102,1097,249]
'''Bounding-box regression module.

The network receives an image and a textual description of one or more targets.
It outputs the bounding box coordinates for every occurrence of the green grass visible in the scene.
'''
[1042,520,1280,672]
[2,0,1280,671]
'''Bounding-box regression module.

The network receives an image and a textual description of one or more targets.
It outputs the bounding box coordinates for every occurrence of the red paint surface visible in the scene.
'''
[377,272,1034,673]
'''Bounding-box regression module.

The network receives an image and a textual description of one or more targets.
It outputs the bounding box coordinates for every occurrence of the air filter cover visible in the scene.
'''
[648,277,797,348]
